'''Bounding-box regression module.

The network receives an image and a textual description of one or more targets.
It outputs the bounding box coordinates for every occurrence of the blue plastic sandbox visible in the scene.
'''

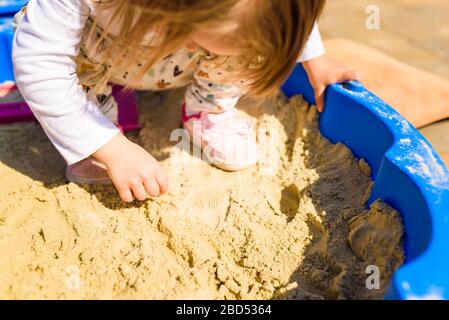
[0,17,14,82]
[1,4,449,299]
[283,65,449,300]
[0,0,27,16]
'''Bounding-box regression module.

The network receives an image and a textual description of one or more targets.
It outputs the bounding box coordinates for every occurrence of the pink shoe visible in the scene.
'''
[64,92,120,185]
[182,104,258,171]
[65,157,112,185]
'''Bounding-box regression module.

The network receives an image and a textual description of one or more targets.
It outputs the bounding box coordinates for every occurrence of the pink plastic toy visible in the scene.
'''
[0,83,142,132]
[112,85,142,132]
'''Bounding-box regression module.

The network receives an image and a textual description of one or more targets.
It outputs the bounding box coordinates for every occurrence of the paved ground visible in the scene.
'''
[320,0,449,80]
[319,0,449,166]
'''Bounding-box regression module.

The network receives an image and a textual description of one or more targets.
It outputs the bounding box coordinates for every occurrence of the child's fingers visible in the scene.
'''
[144,177,160,197]
[339,70,362,83]
[353,71,362,81]
[132,182,149,201]
[155,170,169,194]
[314,85,326,113]
[117,186,134,203]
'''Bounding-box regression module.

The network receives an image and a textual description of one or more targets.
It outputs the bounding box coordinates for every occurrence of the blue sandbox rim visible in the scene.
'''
[0,0,27,16]
[283,64,449,300]
[0,17,14,83]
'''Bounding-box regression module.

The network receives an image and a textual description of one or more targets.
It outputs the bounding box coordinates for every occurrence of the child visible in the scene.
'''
[12,0,359,202]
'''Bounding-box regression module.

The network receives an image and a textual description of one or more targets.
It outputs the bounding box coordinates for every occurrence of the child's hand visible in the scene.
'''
[93,133,169,202]
[303,55,361,112]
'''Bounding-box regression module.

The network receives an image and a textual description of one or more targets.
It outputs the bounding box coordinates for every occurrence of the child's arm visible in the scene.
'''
[297,24,361,112]
[13,0,167,201]
[13,0,120,165]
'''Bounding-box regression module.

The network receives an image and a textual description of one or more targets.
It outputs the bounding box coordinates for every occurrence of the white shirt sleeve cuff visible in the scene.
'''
[35,100,121,165]
[297,23,326,63]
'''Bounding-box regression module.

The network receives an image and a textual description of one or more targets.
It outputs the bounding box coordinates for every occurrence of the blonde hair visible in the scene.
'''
[88,0,326,97]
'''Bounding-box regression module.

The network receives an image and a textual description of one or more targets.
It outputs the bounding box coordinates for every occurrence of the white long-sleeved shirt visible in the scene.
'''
[13,0,325,165]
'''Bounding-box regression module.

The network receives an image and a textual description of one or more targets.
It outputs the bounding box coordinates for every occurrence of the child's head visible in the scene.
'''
[91,0,326,96]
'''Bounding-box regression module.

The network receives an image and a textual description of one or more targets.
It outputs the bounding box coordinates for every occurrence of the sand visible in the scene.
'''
[0,90,404,299]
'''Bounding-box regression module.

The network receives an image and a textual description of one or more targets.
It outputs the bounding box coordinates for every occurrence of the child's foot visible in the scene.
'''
[182,104,258,171]
[0,83,23,102]
[65,157,111,185]
[64,92,118,185]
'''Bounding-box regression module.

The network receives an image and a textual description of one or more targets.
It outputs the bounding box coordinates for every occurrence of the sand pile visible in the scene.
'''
[0,90,404,299]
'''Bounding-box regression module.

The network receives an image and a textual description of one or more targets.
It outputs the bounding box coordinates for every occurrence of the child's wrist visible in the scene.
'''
[302,54,325,68]
[93,132,127,166]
